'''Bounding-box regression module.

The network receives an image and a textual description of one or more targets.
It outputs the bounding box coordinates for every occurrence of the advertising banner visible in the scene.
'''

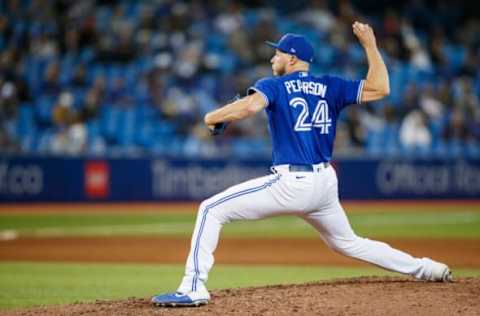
[1,156,478,202]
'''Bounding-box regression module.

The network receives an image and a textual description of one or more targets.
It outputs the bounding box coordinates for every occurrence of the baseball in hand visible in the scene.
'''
[352,21,376,48]
[353,21,367,31]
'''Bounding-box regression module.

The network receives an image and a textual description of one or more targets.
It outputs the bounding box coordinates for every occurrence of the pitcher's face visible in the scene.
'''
[270,50,288,76]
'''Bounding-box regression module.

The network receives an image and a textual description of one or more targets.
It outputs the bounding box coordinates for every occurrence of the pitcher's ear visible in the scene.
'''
[289,55,297,65]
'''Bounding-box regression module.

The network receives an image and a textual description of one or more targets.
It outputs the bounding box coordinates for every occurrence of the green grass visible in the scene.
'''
[1,204,479,310]
[1,210,480,239]
[1,261,479,310]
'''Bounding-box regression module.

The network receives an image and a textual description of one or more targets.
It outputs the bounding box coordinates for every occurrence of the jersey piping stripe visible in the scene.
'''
[356,79,365,104]
[191,174,281,291]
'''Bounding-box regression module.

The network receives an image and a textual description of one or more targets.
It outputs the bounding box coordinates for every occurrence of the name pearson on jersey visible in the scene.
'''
[284,79,327,97]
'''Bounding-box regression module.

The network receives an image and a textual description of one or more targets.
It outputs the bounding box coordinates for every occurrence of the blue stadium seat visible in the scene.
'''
[35,96,56,125]
[316,45,335,67]
[86,119,100,141]
[275,20,293,35]
[117,108,136,145]
[206,34,227,53]
[88,64,106,82]
[465,141,480,158]
[134,121,154,148]
[365,129,384,156]
[95,7,113,31]
[443,45,466,71]
[231,138,261,158]
[17,104,35,137]
[100,104,121,143]
[36,129,54,153]
[152,136,184,156]
[447,139,464,158]
[124,63,139,87]
[244,10,259,27]
[71,88,85,109]
[80,48,95,64]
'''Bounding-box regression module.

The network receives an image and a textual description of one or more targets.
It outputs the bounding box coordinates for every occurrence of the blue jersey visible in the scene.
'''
[248,71,364,165]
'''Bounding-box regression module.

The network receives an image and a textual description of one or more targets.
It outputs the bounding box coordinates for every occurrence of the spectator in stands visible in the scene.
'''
[0,0,478,158]
[420,84,444,121]
[71,64,88,89]
[467,107,480,141]
[400,109,432,149]
[79,88,101,121]
[294,0,335,34]
[106,76,133,107]
[52,91,75,128]
[344,107,367,149]
[443,108,469,142]
[458,49,479,78]
[41,62,61,96]
[0,81,18,122]
[50,91,87,154]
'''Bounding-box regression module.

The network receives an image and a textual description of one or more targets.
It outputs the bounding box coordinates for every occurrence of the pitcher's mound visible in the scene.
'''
[4,277,480,316]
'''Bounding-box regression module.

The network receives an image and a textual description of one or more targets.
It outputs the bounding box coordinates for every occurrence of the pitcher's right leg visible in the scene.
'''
[303,200,451,282]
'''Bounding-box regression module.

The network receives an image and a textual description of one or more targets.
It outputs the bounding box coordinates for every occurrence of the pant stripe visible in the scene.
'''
[191,175,280,291]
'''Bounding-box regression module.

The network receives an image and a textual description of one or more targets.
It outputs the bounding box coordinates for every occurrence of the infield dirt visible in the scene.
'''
[2,277,479,316]
[1,236,479,267]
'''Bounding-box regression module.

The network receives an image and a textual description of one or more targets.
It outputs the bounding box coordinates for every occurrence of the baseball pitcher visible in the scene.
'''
[152,22,452,307]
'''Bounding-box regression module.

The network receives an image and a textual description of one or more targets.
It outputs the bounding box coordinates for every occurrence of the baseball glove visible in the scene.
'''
[210,122,230,136]
[209,94,240,136]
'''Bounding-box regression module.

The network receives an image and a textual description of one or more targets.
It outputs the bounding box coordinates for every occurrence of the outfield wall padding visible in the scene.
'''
[1,156,479,202]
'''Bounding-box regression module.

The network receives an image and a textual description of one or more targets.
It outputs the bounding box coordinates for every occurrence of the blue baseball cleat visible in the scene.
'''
[151,292,209,307]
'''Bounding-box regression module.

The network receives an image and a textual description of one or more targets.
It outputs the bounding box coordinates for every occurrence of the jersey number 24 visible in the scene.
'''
[289,97,331,133]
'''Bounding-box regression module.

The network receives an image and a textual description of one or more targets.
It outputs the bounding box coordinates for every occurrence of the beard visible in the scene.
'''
[273,65,285,76]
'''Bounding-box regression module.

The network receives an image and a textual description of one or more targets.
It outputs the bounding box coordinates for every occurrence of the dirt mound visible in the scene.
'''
[3,277,480,316]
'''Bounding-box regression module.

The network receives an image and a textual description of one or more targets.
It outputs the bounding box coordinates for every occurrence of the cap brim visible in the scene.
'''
[265,41,279,48]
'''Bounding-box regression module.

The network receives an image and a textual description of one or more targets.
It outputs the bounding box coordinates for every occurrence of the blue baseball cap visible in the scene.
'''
[266,33,315,63]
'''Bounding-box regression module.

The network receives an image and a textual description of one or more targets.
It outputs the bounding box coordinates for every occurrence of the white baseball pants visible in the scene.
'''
[178,164,440,294]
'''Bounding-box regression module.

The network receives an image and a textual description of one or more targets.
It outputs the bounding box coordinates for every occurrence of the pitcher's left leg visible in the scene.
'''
[177,172,303,295]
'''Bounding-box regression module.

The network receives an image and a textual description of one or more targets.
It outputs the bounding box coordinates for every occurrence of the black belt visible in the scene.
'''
[289,163,330,172]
